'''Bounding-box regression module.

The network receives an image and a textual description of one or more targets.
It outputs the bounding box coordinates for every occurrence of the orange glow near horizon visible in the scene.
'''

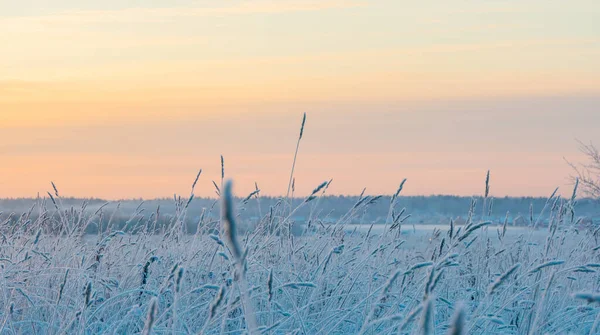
[1,1,599,198]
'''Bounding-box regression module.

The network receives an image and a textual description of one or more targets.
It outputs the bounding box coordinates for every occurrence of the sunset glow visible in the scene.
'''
[1,0,599,198]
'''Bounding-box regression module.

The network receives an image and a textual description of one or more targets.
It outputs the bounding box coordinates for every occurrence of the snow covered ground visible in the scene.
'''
[0,191,598,334]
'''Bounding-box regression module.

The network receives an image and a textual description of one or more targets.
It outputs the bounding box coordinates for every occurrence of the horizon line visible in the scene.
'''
[0,192,587,202]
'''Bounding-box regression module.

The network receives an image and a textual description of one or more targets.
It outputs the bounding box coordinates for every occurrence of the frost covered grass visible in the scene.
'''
[1,177,599,335]
[1,115,599,334]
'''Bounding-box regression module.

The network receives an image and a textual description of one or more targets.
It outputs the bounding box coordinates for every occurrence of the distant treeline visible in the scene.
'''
[0,195,598,233]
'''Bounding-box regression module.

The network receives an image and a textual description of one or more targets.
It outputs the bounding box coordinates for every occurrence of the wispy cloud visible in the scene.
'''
[1,1,366,28]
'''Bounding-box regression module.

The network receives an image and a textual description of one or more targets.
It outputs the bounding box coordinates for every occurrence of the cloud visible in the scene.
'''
[0,1,366,29]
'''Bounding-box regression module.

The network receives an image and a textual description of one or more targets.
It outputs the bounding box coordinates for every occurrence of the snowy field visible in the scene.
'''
[0,184,599,334]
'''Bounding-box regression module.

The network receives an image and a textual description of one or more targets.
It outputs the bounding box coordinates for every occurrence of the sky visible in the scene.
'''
[1,0,599,199]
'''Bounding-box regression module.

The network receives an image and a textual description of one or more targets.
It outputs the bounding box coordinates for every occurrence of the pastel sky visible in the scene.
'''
[1,0,599,199]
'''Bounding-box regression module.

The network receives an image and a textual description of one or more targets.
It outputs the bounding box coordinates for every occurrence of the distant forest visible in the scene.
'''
[0,195,598,234]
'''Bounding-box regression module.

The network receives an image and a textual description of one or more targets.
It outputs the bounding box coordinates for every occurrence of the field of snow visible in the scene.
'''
[0,181,599,334]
